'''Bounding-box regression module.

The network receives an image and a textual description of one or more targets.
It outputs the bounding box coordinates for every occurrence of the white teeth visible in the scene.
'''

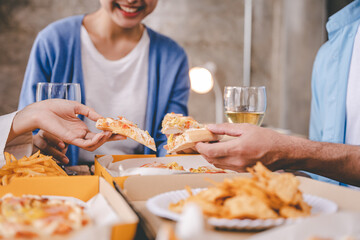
[121,6,138,13]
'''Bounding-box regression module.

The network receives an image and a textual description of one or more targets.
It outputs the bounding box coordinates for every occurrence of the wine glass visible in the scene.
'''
[36,82,81,172]
[36,82,81,102]
[224,86,267,126]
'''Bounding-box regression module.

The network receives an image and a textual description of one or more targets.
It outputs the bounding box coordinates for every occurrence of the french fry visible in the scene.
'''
[10,154,16,162]
[0,151,68,186]
[1,175,8,186]
[4,152,11,165]
[27,150,40,160]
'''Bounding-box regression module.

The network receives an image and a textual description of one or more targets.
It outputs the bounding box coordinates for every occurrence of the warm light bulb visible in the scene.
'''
[189,67,214,94]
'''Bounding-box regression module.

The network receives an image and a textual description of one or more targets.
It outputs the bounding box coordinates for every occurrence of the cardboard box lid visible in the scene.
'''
[0,176,98,201]
[123,173,250,201]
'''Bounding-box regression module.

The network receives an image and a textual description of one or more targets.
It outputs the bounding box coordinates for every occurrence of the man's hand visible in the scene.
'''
[195,123,290,172]
[10,99,125,163]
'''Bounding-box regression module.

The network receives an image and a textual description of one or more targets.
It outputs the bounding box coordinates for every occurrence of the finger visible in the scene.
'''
[211,162,244,172]
[39,130,66,150]
[107,133,127,141]
[45,146,69,164]
[206,123,246,137]
[108,135,127,141]
[175,150,185,154]
[201,155,244,172]
[177,147,198,154]
[82,132,111,151]
[195,140,238,158]
[71,132,108,149]
[74,103,103,121]
[33,136,69,164]
[61,144,69,154]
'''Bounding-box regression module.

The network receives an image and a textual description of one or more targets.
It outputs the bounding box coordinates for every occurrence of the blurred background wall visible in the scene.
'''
[0,0,352,137]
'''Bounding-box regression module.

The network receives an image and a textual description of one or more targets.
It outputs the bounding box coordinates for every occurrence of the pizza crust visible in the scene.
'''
[165,128,222,153]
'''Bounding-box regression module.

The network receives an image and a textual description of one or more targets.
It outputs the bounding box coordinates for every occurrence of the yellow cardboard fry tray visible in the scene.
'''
[0,176,138,240]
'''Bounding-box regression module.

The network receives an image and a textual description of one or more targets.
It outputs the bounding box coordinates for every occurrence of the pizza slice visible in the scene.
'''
[96,116,157,151]
[0,194,91,238]
[161,113,203,135]
[164,128,221,154]
[140,161,185,171]
[161,113,221,153]
[189,166,227,173]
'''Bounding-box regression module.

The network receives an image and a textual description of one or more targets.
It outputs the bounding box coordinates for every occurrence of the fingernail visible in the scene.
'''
[62,157,69,164]
[58,142,65,149]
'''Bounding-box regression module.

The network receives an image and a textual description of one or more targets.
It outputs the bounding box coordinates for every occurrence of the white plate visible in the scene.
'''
[146,188,338,230]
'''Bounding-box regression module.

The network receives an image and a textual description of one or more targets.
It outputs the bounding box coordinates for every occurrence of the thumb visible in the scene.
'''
[206,123,245,137]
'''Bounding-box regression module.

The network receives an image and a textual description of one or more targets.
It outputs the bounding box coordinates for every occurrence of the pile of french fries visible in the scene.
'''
[169,162,311,219]
[0,151,67,186]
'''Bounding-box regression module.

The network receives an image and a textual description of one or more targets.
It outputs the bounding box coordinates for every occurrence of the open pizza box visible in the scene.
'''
[0,176,138,240]
[94,154,237,188]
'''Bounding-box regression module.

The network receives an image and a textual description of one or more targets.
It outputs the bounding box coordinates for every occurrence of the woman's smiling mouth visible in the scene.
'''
[114,3,144,17]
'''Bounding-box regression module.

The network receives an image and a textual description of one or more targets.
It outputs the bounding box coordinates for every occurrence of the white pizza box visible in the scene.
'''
[98,154,226,176]
[94,154,236,188]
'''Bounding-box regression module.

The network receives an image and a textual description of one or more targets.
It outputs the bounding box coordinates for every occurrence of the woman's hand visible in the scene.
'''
[10,99,125,163]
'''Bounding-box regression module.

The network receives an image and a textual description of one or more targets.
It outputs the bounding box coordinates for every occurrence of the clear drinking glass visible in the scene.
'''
[36,82,81,172]
[36,82,81,102]
[224,86,267,126]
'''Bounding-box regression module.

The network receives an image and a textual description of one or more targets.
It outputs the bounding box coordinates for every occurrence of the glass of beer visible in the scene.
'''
[224,86,266,125]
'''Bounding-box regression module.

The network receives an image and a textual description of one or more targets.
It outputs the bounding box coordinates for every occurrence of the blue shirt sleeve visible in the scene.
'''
[309,58,322,141]
[18,34,51,110]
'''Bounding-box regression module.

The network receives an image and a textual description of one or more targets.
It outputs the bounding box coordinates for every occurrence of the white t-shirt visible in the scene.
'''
[346,25,360,145]
[78,26,149,163]
[345,25,360,190]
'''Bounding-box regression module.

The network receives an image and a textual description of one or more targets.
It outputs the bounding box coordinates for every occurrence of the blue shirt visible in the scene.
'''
[309,0,360,184]
[18,15,190,165]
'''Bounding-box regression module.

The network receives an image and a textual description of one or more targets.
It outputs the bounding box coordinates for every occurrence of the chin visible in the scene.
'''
[112,18,143,29]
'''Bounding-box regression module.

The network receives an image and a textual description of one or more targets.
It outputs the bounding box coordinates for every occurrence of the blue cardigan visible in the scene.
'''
[18,15,190,165]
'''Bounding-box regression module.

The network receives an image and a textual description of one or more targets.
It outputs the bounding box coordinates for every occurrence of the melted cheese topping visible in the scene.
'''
[0,194,90,238]
[161,113,203,134]
[96,116,156,151]
[140,161,185,171]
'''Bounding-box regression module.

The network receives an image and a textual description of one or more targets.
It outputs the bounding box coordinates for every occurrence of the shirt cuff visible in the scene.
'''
[0,111,33,167]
